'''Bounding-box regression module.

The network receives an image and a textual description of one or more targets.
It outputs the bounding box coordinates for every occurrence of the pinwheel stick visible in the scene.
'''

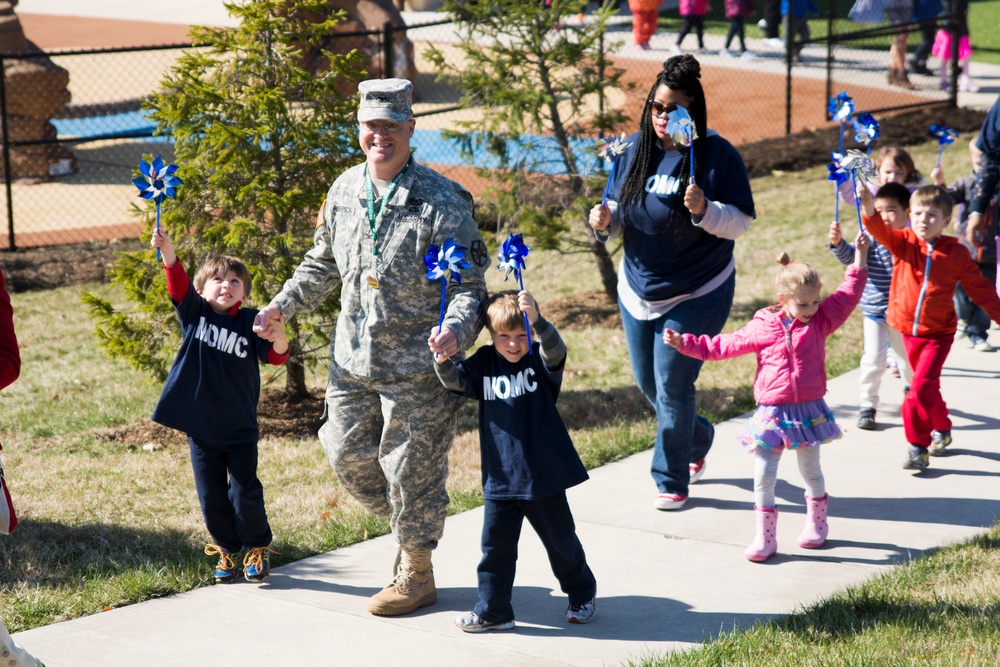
[601,159,618,207]
[936,143,946,170]
[850,172,865,231]
[515,271,533,354]
[834,185,840,227]
[437,279,447,335]
[155,203,162,262]
[688,129,695,183]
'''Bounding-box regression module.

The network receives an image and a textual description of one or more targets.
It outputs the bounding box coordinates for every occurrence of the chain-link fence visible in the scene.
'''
[0,5,964,250]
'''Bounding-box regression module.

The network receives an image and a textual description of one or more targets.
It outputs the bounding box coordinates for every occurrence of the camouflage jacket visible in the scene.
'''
[272,158,489,378]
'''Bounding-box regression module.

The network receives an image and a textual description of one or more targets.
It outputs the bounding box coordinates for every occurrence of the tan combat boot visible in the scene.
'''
[367,547,437,616]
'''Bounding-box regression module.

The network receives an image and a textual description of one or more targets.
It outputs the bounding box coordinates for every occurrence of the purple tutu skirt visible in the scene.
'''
[738,399,842,453]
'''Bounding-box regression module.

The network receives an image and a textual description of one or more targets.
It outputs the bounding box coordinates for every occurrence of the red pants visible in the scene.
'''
[632,9,657,46]
[901,333,954,447]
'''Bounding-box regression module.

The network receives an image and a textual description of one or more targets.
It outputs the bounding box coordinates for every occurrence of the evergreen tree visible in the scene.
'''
[83,0,366,398]
[426,0,630,298]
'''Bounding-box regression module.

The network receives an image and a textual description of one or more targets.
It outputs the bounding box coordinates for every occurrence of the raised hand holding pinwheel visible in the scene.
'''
[666,105,698,182]
[828,91,855,155]
[827,156,849,227]
[840,149,878,230]
[595,132,632,207]
[424,238,472,345]
[497,233,533,352]
[930,124,958,170]
[852,112,880,155]
[133,155,183,262]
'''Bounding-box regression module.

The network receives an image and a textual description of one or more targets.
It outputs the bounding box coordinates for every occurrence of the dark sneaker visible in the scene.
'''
[566,598,596,624]
[929,430,952,457]
[205,544,239,584]
[903,445,929,470]
[689,459,707,484]
[454,611,515,633]
[857,408,876,431]
[243,546,272,583]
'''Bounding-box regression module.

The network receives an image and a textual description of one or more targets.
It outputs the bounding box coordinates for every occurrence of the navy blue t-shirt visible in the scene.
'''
[453,344,588,500]
[610,132,755,301]
[151,288,273,445]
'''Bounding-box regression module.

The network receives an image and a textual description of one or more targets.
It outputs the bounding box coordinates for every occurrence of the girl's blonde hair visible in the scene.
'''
[483,290,525,334]
[875,146,922,183]
[774,252,821,298]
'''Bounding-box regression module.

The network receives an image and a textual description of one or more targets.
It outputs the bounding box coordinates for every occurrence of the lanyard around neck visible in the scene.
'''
[365,158,411,257]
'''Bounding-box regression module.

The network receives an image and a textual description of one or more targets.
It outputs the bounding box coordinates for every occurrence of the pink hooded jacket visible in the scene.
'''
[676,264,867,405]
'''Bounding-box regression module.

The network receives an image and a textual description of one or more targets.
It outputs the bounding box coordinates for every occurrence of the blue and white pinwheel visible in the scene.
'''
[839,149,878,230]
[852,113,880,154]
[595,132,632,207]
[424,238,472,338]
[133,155,182,262]
[930,124,959,169]
[827,157,850,226]
[497,233,533,352]
[666,105,698,182]
[828,91,855,155]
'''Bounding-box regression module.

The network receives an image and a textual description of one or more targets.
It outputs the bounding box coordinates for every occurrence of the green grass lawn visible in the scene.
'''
[1,133,998,667]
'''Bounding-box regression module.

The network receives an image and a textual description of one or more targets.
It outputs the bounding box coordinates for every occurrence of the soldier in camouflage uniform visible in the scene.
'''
[254,78,489,616]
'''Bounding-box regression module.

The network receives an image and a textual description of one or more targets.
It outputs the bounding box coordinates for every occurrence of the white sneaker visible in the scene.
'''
[653,493,687,511]
[956,320,968,339]
[960,76,981,92]
[766,37,784,49]
[757,18,768,30]
[740,50,756,60]
[719,48,733,57]
[973,338,994,352]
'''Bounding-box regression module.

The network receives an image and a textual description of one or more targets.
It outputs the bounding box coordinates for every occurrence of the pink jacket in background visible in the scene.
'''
[725,0,756,19]
[676,265,867,405]
[680,0,709,16]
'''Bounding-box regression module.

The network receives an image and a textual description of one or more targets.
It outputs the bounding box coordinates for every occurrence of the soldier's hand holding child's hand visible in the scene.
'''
[518,290,539,324]
[828,221,842,246]
[662,328,682,348]
[150,228,177,266]
[253,306,285,342]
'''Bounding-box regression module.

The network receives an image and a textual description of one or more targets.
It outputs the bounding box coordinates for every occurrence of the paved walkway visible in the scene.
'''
[12,335,1000,665]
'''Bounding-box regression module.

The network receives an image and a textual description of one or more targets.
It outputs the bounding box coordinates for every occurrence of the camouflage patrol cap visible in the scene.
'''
[357,78,413,124]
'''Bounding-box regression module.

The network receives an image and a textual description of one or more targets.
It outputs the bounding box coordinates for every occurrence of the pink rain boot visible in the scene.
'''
[744,506,778,562]
[797,493,829,549]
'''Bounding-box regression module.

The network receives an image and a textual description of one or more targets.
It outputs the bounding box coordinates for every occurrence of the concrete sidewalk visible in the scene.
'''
[12,335,1000,666]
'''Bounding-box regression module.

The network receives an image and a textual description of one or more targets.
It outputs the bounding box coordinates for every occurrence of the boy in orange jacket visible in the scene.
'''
[859,182,1000,471]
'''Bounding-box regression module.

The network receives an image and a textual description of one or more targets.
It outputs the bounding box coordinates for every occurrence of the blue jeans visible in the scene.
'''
[620,271,735,496]
[474,493,596,624]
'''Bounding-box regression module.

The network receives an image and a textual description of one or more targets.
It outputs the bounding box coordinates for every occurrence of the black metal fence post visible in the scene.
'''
[948,0,959,107]
[383,21,394,79]
[0,55,14,251]
[785,13,792,135]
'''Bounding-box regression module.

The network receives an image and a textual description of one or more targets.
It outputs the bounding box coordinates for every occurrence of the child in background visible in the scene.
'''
[936,139,999,352]
[664,235,870,562]
[933,0,979,92]
[151,230,289,583]
[829,182,913,431]
[721,0,757,59]
[432,290,597,632]
[781,0,818,63]
[859,183,1000,470]
[673,0,709,55]
[839,146,924,215]
[630,0,661,50]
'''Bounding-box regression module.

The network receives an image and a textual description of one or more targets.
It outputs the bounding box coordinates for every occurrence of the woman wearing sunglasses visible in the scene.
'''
[588,55,756,512]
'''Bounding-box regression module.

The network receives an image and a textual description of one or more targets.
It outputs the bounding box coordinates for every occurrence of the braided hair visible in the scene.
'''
[618,55,708,230]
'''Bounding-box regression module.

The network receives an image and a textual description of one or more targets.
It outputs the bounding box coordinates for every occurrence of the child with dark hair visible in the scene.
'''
[859,183,1000,470]
[828,182,913,430]
[151,229,289,583]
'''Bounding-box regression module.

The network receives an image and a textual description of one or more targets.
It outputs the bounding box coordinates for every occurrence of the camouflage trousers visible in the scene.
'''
[319,365,460,551]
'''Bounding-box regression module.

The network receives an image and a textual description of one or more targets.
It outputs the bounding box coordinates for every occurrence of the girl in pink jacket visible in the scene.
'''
[663,232,869,562]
